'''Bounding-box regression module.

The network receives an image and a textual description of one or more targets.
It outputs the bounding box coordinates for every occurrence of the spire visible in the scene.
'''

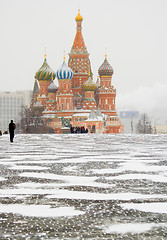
[105,48,107,59]
[44,46,47,60]
[71,10,87,52]
[89,108,97,120]
[32,79,39,95]
[96,75,100,87]
[63,50,65,62]
[96,107,103,117]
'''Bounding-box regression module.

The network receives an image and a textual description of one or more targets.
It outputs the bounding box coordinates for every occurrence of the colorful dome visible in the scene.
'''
[56,61,73,80]
[75,9,83,21]
[98,56,114,76]
[35,57,56,81]
[82,74,97,91]
[47,81,58,93]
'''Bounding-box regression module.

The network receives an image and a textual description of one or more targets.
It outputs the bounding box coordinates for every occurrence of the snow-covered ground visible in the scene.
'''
[0,134,167,239]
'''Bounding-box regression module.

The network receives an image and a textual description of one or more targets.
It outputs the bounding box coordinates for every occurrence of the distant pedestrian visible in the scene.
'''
[9,120,16,142]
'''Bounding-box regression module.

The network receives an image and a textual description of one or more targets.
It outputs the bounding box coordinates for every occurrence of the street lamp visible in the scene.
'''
[154,118,159,134]
[131,113,136,134]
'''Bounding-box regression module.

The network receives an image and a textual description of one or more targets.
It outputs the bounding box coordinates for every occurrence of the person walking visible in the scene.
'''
[9,120,16,142]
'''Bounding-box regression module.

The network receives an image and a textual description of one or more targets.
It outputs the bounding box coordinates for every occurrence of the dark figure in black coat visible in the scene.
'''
[9,120,16,142]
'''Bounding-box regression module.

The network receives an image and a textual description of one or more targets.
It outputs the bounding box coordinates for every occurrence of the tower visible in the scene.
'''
[47,80,58,101]
[42,80,58,121]
[68,10,91,109]
[97,55,117,115]
[35,55,56,107]
[56,59,74,112]
[82,73,97,110]
[31,79,39,107]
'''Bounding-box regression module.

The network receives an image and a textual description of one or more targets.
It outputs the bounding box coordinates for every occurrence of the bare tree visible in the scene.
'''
[18,106,52,133]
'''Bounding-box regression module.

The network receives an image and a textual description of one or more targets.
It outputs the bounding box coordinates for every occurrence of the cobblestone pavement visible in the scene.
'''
[0,134,167,239]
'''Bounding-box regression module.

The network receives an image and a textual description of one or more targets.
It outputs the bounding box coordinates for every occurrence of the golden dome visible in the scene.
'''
[75,9,83,21]
[83,74,97,91]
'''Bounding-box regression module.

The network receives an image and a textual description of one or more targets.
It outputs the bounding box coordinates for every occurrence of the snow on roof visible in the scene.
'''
[43,114,56,118]
[72,112,89,117]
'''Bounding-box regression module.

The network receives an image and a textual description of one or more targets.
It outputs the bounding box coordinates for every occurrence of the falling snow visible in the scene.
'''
[0,133,167,239]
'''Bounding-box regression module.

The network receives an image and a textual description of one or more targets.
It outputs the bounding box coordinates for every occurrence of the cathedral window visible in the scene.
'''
[79,118,82,122]
[75,118,78,122]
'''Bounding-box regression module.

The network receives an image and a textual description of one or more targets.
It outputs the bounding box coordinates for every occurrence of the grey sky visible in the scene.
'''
[0,0,167,122]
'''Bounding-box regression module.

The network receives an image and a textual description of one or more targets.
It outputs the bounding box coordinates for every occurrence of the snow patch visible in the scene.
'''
[103,223,166,234]
[121,202,167,214]
[0,204,85,217]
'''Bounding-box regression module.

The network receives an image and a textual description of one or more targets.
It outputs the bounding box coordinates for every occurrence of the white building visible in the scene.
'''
[119,111,140,134]
[0,90,32,132]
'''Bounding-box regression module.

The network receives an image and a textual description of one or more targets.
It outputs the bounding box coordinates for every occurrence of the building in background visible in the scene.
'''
[31,10,123,134]
[0,90,32,132]
[119,111,140,134]
[154,125,167,134]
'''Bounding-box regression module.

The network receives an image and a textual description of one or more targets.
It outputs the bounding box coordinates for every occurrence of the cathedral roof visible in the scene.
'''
[82,74,97,91]
[98,56,114,76]
[35,56,56,81]
[47,81,58,93]
[56,60,73,80]
[96,107,103,117]
[89,108,97,120]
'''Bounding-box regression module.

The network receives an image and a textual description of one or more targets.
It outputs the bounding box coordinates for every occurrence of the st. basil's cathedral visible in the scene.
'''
[31,10,124,134]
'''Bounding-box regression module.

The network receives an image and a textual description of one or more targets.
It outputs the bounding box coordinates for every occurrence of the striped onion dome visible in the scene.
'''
[82,74,97,91]
[98,57,114,76]
[56,60,73,80]
[35,57,56,81]
[47,81,58,93]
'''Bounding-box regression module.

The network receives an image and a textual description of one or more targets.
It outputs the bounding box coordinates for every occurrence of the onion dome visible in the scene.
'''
[35,56,56,81]
[56,60,73,80]
[83,74,97,91]
[75,9,83,21]
[98,55,114,76]
[47,81,58,93]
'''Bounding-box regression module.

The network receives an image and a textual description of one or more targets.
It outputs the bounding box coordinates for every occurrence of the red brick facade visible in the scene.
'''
[33,10,123,134]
